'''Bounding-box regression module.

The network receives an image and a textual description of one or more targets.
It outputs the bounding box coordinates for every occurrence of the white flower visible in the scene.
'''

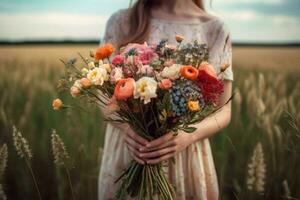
[161,64,182,80]
[73,79,82,89]
[87,67,108,86]
[134,77,157,104]
[81,68,89,76]
[100,63,111,73]
[88,61,95,69]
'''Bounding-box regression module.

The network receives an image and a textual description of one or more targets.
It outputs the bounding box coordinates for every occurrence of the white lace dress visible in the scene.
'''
[98,9,233,200]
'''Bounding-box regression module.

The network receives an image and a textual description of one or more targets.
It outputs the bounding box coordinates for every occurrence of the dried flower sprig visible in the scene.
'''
[247,142,266,194]
[51,129,75,200]
[12,126,42,200]
[51,129,70,167]
[0,144,8,200]
[0,144,8,178]
[12,126,32,159]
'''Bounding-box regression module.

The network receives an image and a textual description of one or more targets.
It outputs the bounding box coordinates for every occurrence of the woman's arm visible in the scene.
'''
[139,81,232,164]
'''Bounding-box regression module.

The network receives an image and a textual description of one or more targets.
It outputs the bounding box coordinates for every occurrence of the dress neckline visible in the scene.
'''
[150,16,218,25]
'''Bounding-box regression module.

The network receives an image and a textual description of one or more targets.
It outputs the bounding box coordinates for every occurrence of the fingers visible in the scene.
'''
[124,133,146,165]
[140,146,176,159]
[127,145,145,165]
[140,139,176,152]
[146,152,175,165]
[127,129,149,146]
[145,132,174,149]
[124,135,143,150]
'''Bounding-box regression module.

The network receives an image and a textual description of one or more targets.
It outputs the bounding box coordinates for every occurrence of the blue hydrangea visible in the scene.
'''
[169,79,205,116]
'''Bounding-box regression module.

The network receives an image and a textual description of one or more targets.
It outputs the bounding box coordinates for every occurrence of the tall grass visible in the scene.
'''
[0,47,299,199]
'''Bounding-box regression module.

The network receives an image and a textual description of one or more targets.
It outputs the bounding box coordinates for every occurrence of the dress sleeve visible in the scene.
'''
[208,20,234,81]
[100,9,128,48]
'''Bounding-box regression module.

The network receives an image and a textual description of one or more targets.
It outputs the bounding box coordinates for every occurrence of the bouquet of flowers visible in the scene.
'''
[53,35,230,200]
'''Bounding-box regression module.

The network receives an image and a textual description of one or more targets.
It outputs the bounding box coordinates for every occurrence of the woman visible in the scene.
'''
[99,0,233,199]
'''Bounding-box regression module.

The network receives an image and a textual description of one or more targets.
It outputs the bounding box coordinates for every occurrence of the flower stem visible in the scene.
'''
[65,166,75,200]
[25,159,42,200]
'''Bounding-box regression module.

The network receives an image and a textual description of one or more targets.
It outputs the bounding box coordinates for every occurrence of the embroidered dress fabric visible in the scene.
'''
[98,9,233,200]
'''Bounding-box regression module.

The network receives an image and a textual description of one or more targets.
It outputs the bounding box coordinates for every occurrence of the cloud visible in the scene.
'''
[213,9,300,25]
[212,9,300,42]
[215,0,283,5]
[0,12,109,40]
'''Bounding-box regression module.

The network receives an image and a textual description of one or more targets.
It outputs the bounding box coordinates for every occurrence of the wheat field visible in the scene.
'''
[0,45,299,200]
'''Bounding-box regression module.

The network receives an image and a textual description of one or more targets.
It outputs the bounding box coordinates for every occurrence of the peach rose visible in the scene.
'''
[114,78,135,100]
[158,79,172,89]
[80,78,92,89]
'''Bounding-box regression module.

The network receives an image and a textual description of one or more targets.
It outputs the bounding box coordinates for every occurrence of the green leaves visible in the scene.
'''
[179,126,197,133]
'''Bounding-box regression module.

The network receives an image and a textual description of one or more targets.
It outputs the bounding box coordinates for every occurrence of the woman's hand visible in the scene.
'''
[123,124,149,165]
[139,131,195,165]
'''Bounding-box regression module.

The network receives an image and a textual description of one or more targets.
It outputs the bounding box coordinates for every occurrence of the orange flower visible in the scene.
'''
[175,35,184,43]
[114,78,135,100]
[221,63,230,72]
[52,98,63,110]
[95,43,115,61]
[198,61,217,80]
[188,100,200,111]
[180,65,199,80]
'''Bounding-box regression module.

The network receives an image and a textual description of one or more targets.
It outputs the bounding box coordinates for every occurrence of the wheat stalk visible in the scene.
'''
[12,126,32,159]
[0,144,8,178]
[0,144,8,200]
[51,129,75,200]
[12,126,42,200]
[247,142,266,194]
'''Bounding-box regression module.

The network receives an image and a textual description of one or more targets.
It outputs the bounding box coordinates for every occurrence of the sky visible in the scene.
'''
[0,0,299,43]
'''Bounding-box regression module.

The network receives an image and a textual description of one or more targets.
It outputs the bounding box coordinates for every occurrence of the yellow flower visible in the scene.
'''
[175,35,184,43]
[52,98,63,110]
[188,100,200,112]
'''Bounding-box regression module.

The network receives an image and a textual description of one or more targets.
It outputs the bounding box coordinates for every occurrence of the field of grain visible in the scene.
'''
[0,45,299,200]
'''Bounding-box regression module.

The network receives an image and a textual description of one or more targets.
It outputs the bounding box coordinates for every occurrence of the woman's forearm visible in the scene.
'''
[191,103,232,142]
[190,80,233,142]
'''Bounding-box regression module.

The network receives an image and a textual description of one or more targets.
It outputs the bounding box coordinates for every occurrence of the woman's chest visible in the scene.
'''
[147,21,215,46]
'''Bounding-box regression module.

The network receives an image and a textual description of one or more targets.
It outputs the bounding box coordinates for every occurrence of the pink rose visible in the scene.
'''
[112,55,124,66]
[139,49,158,65]
[123,42,158,65]
[137,65,154,76]
[125,55,141,66]
[110,67,123,83]
[70,86,81,97]
[159,79,172,89]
